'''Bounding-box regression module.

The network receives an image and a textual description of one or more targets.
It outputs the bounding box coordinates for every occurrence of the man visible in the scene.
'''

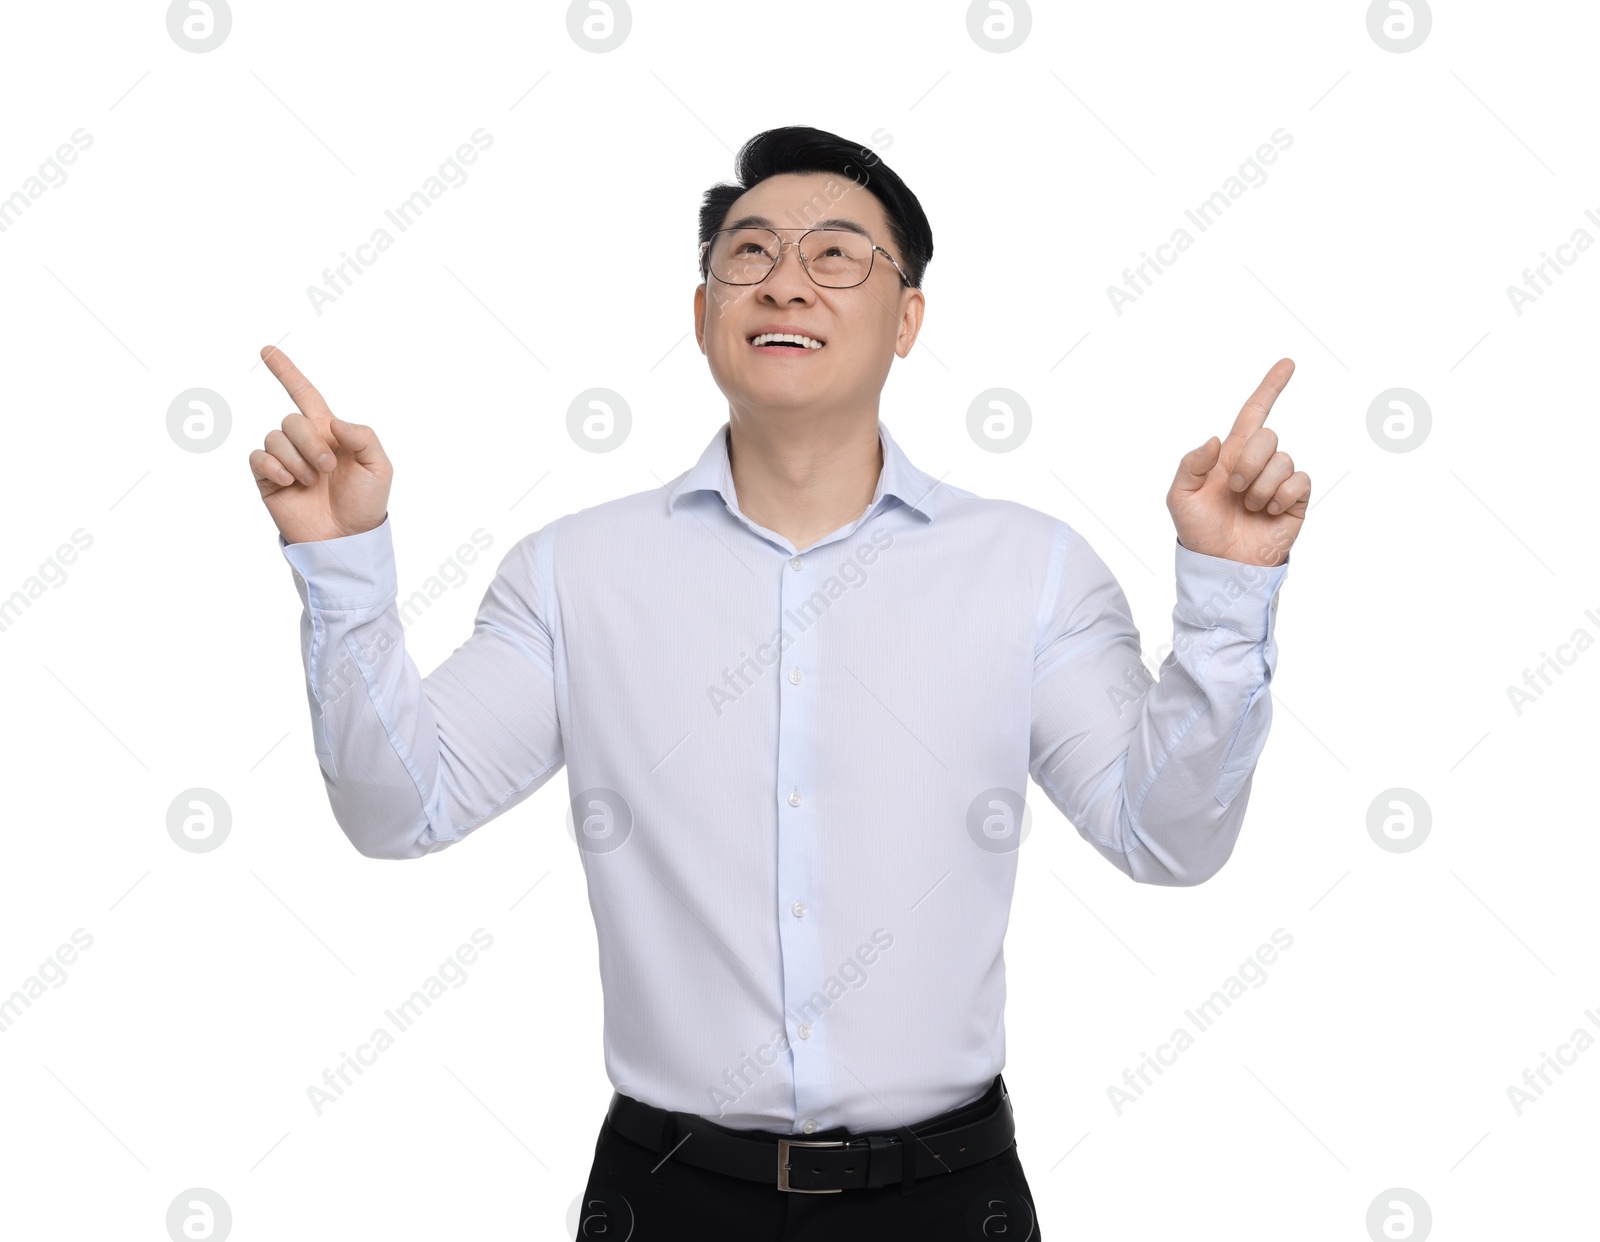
[250,126,1308,1240]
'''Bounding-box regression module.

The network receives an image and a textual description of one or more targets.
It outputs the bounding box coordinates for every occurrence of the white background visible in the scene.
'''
[0,0,1595,1238]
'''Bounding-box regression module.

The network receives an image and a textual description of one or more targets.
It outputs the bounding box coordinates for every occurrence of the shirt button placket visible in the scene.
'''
[776,547,826,1131]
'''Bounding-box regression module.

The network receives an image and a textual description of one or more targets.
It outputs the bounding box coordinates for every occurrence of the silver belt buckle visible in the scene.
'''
[776,1137,846,1193]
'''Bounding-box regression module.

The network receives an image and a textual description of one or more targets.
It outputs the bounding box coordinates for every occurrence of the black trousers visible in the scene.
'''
[577,1074,1042,1240]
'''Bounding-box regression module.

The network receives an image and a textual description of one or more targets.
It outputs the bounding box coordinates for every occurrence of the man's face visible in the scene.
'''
[694,172,924,417]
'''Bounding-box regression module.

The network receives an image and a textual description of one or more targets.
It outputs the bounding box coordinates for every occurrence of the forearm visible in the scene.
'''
[1112,627,1272,884]
[1119,541,1284,883]
[286,525,457,859]
[1031,528,1286,886]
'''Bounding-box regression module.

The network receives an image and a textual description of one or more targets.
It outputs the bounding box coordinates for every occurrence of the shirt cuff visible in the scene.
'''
[1172,536,1288,639]
[280,515,397,610]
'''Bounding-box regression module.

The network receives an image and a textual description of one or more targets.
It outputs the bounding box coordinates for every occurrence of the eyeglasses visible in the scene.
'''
[699,227,910,289]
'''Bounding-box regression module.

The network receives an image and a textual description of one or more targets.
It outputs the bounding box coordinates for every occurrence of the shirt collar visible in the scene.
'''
[666,418,946,524]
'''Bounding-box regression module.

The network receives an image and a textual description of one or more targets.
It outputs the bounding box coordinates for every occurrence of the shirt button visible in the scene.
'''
[788,667,803,685]
[788,789,802,807]
[797,1023,812,1040]
[801,1119,818,1134]
[791,900,807,918]
[790,556,804,571]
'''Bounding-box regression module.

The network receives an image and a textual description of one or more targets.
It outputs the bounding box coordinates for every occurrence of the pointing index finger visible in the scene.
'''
[260,345,333,422]
[1226,357,1295,446]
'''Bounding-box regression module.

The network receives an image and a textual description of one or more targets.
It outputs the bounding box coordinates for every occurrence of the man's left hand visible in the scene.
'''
[1166,357,1310,567]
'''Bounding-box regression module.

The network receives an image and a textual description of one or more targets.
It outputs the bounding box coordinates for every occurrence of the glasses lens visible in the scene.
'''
[708,228,779,284]
[800,230,874,287]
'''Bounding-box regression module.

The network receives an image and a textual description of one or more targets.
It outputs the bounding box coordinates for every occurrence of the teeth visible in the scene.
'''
[751,333,824,349]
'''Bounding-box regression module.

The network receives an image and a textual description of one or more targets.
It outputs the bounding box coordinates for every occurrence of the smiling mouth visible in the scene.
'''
[748,332,826,351]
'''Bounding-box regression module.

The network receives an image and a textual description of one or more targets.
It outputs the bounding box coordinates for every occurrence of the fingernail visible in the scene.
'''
[317,453,334,470]
[1229,473,1246,490]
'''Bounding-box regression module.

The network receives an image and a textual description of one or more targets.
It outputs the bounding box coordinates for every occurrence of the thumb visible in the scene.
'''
[1171,435,1220,494]
[328,416,384,468]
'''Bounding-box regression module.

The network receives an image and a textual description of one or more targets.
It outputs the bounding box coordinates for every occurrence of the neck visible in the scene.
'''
[726,407,883,552]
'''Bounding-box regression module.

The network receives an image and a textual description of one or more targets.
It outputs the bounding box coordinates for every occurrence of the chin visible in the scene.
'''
[739,381,826,410]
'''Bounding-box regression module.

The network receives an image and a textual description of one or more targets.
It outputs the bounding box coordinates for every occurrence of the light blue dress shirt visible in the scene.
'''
[279,418,1289,1134]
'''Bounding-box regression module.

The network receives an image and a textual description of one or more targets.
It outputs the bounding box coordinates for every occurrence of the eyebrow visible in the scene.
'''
[723,214,873,239]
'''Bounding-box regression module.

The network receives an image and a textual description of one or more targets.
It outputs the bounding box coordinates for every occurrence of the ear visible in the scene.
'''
[693,283,707,354]
[893,286,925,359]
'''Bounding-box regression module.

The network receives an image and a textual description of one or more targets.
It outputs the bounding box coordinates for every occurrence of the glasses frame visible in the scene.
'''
[699,226,910,290]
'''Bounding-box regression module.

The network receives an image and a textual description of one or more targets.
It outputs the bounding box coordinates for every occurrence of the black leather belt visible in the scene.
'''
[604,1074,1017,1193]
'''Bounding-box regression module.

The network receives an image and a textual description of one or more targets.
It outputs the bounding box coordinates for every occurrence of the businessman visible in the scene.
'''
[251,126,1308,1240]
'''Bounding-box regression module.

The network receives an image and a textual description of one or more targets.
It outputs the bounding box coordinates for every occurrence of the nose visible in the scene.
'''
[759,238,817,303]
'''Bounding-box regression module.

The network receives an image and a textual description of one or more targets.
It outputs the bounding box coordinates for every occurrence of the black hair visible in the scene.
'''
[697,125,934,289]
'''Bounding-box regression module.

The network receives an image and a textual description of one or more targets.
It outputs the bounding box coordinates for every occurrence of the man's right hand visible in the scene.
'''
[249,346,393,545]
